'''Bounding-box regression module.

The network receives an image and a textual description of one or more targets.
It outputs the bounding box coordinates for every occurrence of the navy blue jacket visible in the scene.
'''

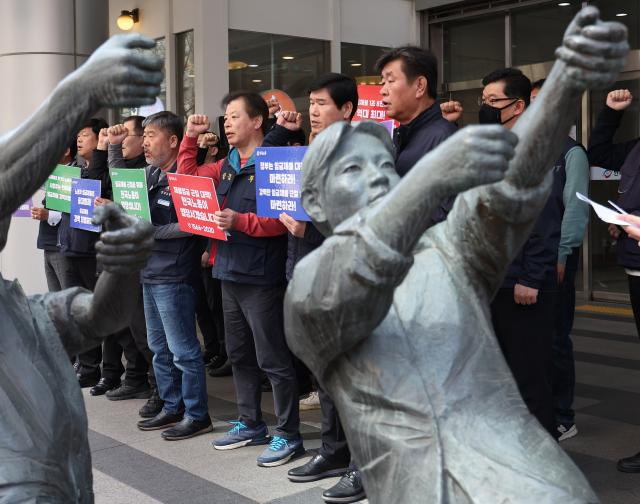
[393,102,457,224]
[142,163,206,285]
[212,154,288,286]
[588,105,640,270]
[286,223,325,282]
[500,139,580,290]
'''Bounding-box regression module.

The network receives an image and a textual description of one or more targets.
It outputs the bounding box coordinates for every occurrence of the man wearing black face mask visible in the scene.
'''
[481,68,568,439]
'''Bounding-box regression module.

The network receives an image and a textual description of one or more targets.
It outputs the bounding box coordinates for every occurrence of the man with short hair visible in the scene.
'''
[135,111,212,441]
[178,93,302,466]
[480,68,566,437]
[376,46,456,224]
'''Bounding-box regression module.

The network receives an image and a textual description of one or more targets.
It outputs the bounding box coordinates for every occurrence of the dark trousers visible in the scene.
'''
[101,288,153,386]
[60,255,101,377]
[222,281,299,439]
[628,275,640,338]
[44,250,65,292]
[553,248,579,425]
[491,288,557,437]
[318,382,351,464]
[197,268,225,359]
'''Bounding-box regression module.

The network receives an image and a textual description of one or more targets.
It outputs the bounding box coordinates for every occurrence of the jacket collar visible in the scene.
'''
[228,147,256,174]
[393,101,443,149]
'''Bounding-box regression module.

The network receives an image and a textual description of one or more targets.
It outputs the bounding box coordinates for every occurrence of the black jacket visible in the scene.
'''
[142,163,206,285]
[588,105,640,269]
[393,102,457,224]
[286,223,325,281]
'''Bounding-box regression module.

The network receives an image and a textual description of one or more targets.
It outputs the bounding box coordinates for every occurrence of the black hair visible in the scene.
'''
[221,91,269,135]
[142,111,184,142]
[67,136,78,159]
[531,78,546,91]
[123,115,145,136]
[308,73,358,120]
[375,46,438,100]
[79,117,109,138]
[482,68,532,107]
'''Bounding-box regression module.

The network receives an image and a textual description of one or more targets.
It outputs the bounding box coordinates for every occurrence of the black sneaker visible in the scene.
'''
[139,388,164,418]
[161,416,213,441]
[206,353,228,371]
[137,410,182,431]
[78,372,101,388]
[90,378,120,396]
[106,383,152,401]
[617,452,640,473]
[208,358,232,377]
[322,470,366,503]
[288,454,349,482]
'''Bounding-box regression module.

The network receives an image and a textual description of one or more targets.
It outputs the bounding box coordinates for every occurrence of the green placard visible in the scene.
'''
[45,164,81,213]
[110,168,151,222]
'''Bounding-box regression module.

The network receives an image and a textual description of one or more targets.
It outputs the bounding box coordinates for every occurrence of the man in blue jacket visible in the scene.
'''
[135,111,211,441]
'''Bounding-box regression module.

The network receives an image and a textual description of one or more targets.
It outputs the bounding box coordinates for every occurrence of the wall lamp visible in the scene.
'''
[117,8,139,31]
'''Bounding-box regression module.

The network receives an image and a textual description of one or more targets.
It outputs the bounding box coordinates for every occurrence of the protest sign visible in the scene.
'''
[255,146,310,221]
[45,164,81,213]
[13,198,32,218]
[353,84,397,136]
[70,178,101,232]
[167,173,227,241]
[110,168,152,222]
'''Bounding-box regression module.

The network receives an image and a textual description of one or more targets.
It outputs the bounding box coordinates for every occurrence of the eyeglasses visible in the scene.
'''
[477,96,517,107]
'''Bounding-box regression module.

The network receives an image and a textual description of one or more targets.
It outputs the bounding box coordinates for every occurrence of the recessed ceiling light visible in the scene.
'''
[228,60,248,70]
[557,2,570,6]
[282,56,294,60]
[616,12,628,17]
[351,63,362,67]
[252,79,262,83]
[248,64,258,68]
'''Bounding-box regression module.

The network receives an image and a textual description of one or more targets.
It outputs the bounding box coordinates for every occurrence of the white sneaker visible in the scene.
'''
[299,391,320,411]
[557,423,578,442]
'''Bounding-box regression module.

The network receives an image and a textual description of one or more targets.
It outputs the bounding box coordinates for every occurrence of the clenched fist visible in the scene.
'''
[606,89,633,111]
[440,101,463,123]
[277,111,303,131]
[187,114,210,138]
[98,128,109,151]
[108,124,129,145]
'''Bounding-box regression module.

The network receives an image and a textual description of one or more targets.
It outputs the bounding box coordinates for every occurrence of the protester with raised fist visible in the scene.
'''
[178,94,303,467]
[440,100,463,123]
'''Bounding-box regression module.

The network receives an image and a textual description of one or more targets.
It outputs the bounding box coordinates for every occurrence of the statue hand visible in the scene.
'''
[432,125,518,194]
[556,6,629,90]
[93,203,154,275]
[71,34,163,109]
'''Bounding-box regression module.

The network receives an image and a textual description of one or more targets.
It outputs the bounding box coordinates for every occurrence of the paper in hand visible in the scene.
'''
[576,192,629,226]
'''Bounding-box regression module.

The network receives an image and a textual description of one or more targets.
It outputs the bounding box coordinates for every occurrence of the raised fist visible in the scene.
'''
[556,6,629,90]
[606,89,633,111]
[277,110,303,131]
[108,124,129,145]
[187,114,210,138]
[71,34,163,109]
[198,132,219,149]
[98,128,109,151]
[426,125,518,194]
[267,96,281,118]
[93,203,154,275]
[440,101,463,123]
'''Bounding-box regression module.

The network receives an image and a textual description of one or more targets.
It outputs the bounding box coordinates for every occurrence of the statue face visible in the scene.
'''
[323,131,399,229]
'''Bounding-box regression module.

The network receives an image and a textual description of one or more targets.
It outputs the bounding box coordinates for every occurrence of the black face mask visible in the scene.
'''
[478,99,518,125]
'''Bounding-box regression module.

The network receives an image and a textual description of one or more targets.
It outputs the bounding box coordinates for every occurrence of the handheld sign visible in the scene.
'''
[70,178,101,233]
[13,198,32,218]
[353,84,397,136]
[255,146,310,221]
[110,168,152,222]
[167,173,227,241]
[45,164,81,213]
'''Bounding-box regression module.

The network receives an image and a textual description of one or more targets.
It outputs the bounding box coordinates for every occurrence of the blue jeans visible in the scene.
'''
[553,248,579,425]
[143,282,209,421]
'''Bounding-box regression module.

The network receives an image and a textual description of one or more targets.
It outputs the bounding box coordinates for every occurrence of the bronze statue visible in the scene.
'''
[285,7,628,503]
[0,35,161,502]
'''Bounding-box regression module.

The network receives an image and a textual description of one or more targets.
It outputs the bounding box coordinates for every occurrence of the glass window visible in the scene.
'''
[589,0,639,50]
[176,30,195,123]
[341,42,390,83]
[512,2,581,66]
[228,29,330,137]
[443,16,504,82]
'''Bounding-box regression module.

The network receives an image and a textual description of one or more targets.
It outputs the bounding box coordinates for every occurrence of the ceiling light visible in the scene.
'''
[616,12,628,17]
[282,56,294,60]
[117,8,139,31]
[351,63,362,67]
[557,2,570,6]
[252,79,262,83]
[248,64,258,68]
[228,60,248,70]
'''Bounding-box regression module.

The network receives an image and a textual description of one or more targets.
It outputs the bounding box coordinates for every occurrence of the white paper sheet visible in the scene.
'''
[576,192,629,226]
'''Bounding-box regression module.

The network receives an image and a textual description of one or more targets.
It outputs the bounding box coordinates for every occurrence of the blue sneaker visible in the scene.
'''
[257,435,305,467]
[211,421,270,451]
